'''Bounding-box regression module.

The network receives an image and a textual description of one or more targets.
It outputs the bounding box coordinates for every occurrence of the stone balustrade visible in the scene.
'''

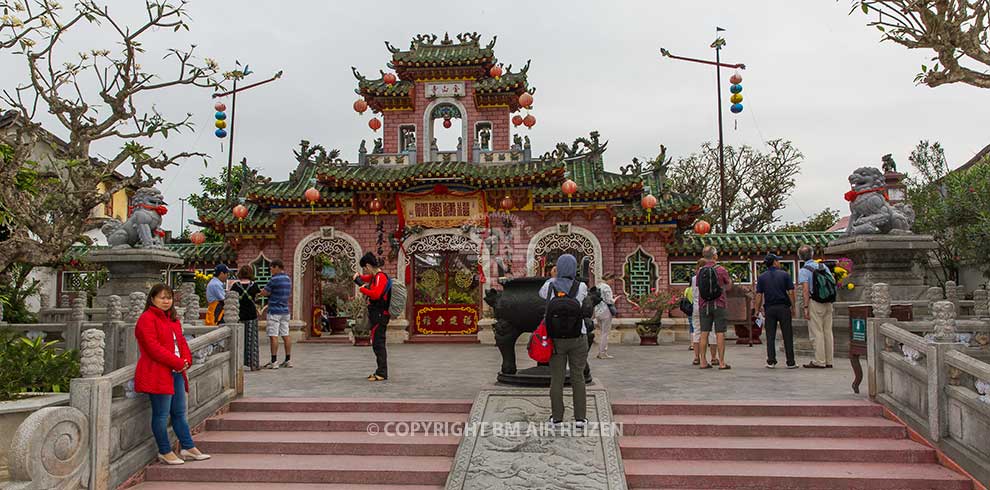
[867,297,990,484]
[2,322,243,490]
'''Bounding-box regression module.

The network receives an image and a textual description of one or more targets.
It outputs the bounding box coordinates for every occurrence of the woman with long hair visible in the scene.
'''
[231,265,261,371]
[134,283,210,465]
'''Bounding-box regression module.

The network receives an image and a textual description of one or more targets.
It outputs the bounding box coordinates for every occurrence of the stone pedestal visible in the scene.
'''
[85,248,184,307]
[825,234,937,303]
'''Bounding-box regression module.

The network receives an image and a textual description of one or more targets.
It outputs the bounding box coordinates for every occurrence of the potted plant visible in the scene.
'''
[321,278,355,334]
[631,289,679,345]
[338,296,370,346]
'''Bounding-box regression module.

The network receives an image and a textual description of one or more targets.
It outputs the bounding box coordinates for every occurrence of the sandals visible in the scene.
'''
[699,364,713,369]
[692,359,700,365]
[368,374,387,382]
[718,364,732,370]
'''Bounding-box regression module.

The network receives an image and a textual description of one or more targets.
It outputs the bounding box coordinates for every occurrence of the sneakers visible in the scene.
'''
[264,362,279,370]
[574,418,588,429]
[766,360,777,369]
[279,360,293,368]
[547,416,562,427]
[786,363,799,369]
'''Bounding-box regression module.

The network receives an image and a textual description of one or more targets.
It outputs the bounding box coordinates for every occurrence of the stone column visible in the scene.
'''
[105,295,124,370]
[872,283,891,319]
[944,281,959,315]
[182,282,200,326]
[64,297,87,352]
[127,292,145,324]
[925,286,943,318]
[79,329,106,378]
[925,306,966,442]
[931,300,958,342]
[974,287,989,319]
[223,290,244,394]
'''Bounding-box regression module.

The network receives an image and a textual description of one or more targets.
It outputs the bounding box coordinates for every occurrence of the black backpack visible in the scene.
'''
[545,281,584,339]
[697,266,723,302]
[587,286,604,307]
[678,297,694,316]
[808,263,837,303]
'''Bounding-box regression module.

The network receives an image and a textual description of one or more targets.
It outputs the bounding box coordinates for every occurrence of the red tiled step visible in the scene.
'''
[615,414,906,438]
[206,411,468,432]
[623,460,971,489]
[611,399,883,418]
[195,430,459,456]
[230,397,473,413]
[620,436,935,463]
[132,484,443,490]
[144,454,451,486]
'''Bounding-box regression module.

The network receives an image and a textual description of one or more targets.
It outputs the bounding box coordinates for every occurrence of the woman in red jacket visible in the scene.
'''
[134,283,210,465]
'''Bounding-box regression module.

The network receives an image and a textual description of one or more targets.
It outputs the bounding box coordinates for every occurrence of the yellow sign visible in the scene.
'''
[398,188,487,229]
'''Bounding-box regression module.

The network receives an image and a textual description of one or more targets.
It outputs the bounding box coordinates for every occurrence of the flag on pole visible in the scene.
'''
[716,26,726,32]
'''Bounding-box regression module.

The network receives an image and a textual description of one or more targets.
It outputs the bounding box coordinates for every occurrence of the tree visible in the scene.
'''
[851,1,990,89]
[0,0,224,274]
[776,207,841,232]
[906,140,990,284]
[186,162,263,242]
[668,139,803,232]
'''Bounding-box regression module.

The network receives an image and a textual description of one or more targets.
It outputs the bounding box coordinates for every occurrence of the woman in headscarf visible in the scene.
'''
[539,254,592,428]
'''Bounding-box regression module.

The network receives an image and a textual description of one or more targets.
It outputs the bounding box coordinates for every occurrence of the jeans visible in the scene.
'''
[149,372,195,455]
[765,304,795,366]
[549,335,589,421]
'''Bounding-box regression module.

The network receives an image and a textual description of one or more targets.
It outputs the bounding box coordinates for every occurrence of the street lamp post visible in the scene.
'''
[178,197,188,236]
[660,29,746,234]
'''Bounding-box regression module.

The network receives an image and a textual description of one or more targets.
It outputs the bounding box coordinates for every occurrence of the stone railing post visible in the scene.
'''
[182,282,200,326]
[104,295,125,370]
[70,327,112,489]
[60,293,70,309]
[945,280,959,315]
[64,297,87,351]
[973,287,988,319]
[127,291,145,324]
[926,300,966,442]
[867,318,884,398]
[223,290,244,394]
[872,283,891,319]
[79,329,106,378]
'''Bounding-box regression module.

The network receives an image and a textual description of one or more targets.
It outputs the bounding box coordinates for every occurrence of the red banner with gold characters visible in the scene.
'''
[413,305,479,335]
[396,185,487,230]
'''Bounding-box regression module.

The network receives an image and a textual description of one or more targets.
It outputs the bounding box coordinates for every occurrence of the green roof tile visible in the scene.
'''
[392,35,494,66]
[665,232,843,256]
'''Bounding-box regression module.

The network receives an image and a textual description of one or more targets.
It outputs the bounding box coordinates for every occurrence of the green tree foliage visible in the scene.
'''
[907,141,990,284]
[776,208,841,233]
[0,329,80,400]
[668,139,803,233]
[0,263,40,323]
[186,164,252,242]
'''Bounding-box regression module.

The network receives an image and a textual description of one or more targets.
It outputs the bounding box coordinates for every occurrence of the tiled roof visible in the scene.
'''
[612,193,703,224]
[474,68,529,94]
[248,163,354,207]
[666,232,843,255]
[198,200,276,229]
[531,158,643,202]
[67,242,235,264]
[317,160,566,191]
[356,77,414,97]
[391,36,494,66]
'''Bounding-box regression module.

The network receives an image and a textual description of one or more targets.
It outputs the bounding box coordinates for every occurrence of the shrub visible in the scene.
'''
[0,329,80,401]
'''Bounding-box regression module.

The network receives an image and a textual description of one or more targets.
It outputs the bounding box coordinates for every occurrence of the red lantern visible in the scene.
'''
[369,117,381,132]
[383,73,397,85]
[519,92,533,109]
[512,115,524,127]
[353,99,368,114]
[368,197,383,213]
[232,204,248,220]
[305,187,320,203]
[442,118,452,129]
[189,231,206,246]
[489,65,503,79]
[214,102,226,112]
[523,114,536,129]
[561,179,578,197]
[694,220,712,236]
[500,195,514,213]
[641,194,657,221]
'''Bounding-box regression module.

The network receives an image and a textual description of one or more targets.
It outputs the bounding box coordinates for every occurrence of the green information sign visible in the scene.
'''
[851,318,867,342]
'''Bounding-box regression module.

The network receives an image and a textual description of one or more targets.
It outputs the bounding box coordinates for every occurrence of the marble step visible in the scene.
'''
[615,414,906,438]
[229,397,473,413]
[206,411,468,432]
[195,430,459,456]
[620,435,935,463]
[611,399,882,418]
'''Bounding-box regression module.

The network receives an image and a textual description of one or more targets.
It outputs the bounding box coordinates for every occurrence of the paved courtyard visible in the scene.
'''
[245,336,866,401]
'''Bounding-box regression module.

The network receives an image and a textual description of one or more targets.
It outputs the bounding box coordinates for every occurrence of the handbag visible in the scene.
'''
[527,320,554,363]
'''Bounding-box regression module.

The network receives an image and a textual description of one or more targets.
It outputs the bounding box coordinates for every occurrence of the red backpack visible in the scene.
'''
[528,321,554,363]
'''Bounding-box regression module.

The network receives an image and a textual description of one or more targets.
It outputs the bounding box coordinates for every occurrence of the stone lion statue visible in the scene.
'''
[102,187,168,248]
[845,167,915,236]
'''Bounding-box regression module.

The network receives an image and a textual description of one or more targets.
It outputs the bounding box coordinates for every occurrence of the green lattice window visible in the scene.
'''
[61,271,108,293]
[252,256,272,307]
[669,262,697,285]
[723,261,753,284]
[623,249,658,300]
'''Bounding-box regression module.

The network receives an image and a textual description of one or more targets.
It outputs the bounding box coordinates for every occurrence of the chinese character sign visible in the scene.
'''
[398,189,487,229]
[425,82,465,99]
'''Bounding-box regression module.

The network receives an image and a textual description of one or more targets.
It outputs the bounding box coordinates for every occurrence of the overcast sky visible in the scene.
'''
[3,1,988,233]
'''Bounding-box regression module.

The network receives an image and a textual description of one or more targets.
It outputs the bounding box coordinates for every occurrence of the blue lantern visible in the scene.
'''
[215,111,227,120]
[730,84,742,94]
[215,128,228,138]
[730,103,743,114]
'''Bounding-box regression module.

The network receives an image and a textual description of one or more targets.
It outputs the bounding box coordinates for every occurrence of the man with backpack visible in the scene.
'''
[797,245,836,369]
[755,253,797,369]
[354,252,392,381]
[539,254,594,428]
[697,246,733,370]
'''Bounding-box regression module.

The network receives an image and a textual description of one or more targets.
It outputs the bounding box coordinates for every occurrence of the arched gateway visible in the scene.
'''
[196,32,702,343]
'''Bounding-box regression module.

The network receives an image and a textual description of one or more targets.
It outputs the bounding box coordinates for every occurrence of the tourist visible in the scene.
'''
[690,258,718,366]
[204,264,229,325]
[697,245,732,370]
[354,252,391,381]
[540,254,593,427]
[258,260,292,369]
[134,283,210,465]
[231,265,262,371]
[593,273,617,359]
[798,245,835,368]
[755,253,797,369]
